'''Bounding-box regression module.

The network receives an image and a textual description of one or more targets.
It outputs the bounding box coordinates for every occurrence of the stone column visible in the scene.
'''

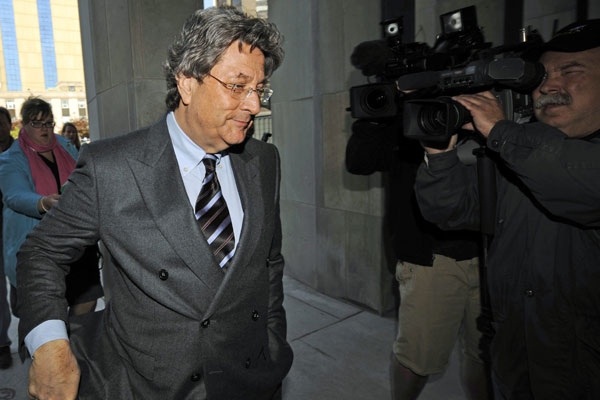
[269,0,396,313]
[78,0,202,140]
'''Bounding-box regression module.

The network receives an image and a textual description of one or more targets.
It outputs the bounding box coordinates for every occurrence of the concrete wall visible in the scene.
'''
[78,0,202,140]
[523,0,593,40]
[268,0,396,313]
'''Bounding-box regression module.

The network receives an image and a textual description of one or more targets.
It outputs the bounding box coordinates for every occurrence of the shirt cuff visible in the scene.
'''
[24,320,69,358]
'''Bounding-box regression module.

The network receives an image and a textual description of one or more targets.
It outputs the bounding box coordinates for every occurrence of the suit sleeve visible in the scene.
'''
[17,144,101,344]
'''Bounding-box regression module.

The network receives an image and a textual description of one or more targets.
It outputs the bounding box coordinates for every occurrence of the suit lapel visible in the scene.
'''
[227,148,264,274]
[126,119,224,291]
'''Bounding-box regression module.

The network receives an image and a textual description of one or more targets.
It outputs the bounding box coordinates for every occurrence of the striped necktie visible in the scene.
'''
[195,154,235,268]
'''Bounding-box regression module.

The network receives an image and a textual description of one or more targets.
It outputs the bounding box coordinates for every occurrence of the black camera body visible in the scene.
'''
[349,6,544,140]
[403,89,535,142]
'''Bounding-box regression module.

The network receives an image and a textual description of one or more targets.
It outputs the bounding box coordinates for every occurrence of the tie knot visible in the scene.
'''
[202,154,217,173]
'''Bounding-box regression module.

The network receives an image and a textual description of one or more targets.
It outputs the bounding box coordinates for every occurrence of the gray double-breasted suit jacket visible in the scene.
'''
[17,116,293,399]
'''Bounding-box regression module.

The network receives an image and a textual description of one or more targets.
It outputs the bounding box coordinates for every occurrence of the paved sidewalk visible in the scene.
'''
[281,276,465,400]
[0,276,466,399]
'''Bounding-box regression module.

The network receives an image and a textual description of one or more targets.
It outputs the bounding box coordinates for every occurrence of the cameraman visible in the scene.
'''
[346,116,491,400]
[415,19,600,399]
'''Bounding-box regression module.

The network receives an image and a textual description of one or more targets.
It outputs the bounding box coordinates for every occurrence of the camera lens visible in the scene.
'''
[419,104,447,134]
[364,88,389,111]
[350,83,398,119]
[417,97,470,136]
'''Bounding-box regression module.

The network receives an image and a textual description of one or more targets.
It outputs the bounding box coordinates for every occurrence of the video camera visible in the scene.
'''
[348,6,545,142]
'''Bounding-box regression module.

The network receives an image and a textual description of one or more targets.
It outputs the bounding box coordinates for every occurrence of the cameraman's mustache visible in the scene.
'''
[534,93,572,109]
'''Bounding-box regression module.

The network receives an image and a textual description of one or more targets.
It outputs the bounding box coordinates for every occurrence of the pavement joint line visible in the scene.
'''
[290,310,363,342]
[285,292,359,319]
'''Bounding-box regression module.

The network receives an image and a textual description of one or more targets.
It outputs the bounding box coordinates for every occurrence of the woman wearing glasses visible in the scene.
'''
[0,97,102,317]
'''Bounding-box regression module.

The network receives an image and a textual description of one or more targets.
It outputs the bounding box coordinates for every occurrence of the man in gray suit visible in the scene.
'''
[17,6,292,400]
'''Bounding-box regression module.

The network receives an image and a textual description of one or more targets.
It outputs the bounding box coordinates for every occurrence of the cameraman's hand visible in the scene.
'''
[452,91,505,137]
[422,134,458,154]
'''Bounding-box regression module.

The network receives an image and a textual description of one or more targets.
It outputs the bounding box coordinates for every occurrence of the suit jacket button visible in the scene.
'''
[159,269,169,280]
[190,373,201,382]
[252,310,260,321]
[245,358,251,368]
[201,319,210,328]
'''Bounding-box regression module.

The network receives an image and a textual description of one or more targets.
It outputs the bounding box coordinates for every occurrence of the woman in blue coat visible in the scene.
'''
[0,97,102,316]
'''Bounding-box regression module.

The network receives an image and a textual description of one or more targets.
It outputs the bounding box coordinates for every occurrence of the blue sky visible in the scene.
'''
[203,0,214,7]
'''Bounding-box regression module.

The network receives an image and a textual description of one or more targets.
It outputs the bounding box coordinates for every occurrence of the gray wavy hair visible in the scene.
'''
[164,6,284,111]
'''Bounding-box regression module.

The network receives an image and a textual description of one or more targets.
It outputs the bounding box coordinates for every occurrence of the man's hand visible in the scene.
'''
[452,91,506,137]
[28,339,80,400]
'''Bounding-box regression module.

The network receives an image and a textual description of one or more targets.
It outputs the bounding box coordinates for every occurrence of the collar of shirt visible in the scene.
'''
[165,112,243,247]
[167,111,211,177]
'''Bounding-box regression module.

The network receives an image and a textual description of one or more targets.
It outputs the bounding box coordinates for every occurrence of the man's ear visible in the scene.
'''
[176,73,195,106]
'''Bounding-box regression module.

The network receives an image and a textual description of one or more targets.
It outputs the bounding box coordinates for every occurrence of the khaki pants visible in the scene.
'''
[393,255,484,375]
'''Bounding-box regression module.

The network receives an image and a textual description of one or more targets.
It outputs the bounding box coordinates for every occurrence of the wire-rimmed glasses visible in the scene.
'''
[206,73,273,103]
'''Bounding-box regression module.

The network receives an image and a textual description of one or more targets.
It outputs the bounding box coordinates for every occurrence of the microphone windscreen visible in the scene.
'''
[350,40,395,76]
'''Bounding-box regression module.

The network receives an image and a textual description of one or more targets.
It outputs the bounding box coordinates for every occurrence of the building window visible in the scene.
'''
[38,0,58,89]
[6,101,15,120]
[69,86,76,92]
[79,102,87,117]
[0,0,22,91]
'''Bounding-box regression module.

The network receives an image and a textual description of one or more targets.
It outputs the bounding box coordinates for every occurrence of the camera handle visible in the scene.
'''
[473,145,496,368]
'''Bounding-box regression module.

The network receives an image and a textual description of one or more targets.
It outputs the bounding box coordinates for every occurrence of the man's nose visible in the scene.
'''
[537,72,560,94]
[241,90,262,114]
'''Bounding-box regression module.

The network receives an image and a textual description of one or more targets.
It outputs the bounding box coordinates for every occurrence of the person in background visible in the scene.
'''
[346,116,490,400]
[0,106,14,369]
[0,107,13,152]
[17,6,291,400]
[415,19,600,399]
[61,122,81,150]
[0,98,102,318]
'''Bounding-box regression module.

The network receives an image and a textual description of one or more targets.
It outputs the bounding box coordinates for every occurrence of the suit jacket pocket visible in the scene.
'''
[107,318,156,381]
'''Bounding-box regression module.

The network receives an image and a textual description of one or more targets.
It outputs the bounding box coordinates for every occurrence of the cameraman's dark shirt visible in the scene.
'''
[346,117,479,267]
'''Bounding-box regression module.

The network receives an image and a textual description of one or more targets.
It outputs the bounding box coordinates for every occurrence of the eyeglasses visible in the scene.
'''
[30,120,56,129]
[206,73,273,103]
